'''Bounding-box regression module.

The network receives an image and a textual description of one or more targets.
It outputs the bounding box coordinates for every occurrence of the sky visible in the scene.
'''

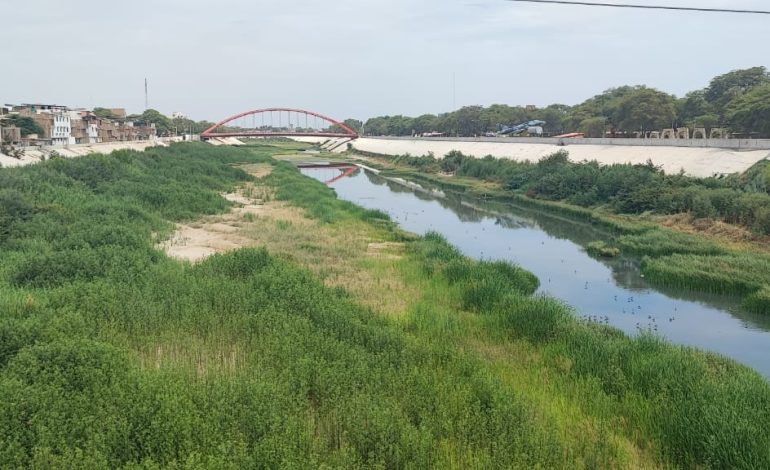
[1,0,768,122]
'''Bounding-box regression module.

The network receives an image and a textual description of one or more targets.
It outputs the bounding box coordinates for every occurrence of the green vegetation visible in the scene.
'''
[93,107,122,119]
[95,108,214,136]
[586,241,620,258]
[616,230,726,257]
[409,233,770,469]
[361,148,770,313]
[641,253,770,296]
[360,66,770,137]
[380,150,770,235]
[2,142,770,468]
[2,114,45,136]
[744,286,770,315]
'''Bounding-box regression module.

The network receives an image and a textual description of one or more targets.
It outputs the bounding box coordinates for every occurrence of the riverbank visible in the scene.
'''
[0,138,180,168]
[343,149,770,316]
[300,136,770,178]
[1,142,769,467]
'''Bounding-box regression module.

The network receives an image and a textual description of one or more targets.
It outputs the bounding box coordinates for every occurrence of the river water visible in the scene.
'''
[301,166,770,378]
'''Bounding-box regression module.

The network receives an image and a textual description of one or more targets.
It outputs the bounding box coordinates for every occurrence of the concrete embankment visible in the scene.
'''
[0,139,179,168]
[294,136,770,178]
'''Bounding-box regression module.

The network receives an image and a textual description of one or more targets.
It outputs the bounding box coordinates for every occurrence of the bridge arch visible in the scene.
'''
[200,108,358,139]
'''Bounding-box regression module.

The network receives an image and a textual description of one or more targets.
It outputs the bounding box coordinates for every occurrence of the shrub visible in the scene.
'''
[586,240,620,258]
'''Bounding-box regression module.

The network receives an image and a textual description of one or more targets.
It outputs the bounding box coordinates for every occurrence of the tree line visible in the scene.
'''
[387,149,770,235]
[355,66,770,138]
[93,108,215,137]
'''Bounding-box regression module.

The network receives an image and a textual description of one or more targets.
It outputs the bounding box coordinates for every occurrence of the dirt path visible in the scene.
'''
[159,163,416,315]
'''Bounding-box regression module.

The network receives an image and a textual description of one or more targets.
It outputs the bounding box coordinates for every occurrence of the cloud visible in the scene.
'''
[1,0,767,120]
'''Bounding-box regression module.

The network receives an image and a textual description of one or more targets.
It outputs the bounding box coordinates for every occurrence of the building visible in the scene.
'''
[0,125,22,145]
[98,118,118,142]
[3,103,159,146]
[70,111,103,144]
[15,104,75,146]
[115,121,156,141]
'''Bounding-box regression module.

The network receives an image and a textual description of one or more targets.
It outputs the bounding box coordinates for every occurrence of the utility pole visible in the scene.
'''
[452,72,457,137]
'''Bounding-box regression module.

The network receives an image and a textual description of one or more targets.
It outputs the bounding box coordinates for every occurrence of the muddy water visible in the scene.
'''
[301,166,770,378]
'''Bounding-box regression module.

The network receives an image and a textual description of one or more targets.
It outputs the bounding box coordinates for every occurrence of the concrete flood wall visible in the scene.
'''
[0,139,176,168]
[345,137,770,178]
[369,135,770,150]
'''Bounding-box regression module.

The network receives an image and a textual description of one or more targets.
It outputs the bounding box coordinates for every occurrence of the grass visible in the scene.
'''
[617,228,727,257]
[744,286,770,315]
[403,233,770,469]
[353,151,770,313]
[642,253,770,295]
[1,142,770,468]
[586,240,620,258]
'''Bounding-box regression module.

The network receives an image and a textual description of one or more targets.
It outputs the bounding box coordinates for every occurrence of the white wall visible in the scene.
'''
[351,137,770,178]
[50,112,73,146]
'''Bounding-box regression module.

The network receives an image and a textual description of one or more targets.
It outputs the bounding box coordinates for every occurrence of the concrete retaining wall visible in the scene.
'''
[368,135,770,150]
[347,138,770,178]
[0,140,171,168]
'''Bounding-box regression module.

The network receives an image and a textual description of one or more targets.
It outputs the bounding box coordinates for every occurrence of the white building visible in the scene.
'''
[16,104,76,146]
[50,111,74,146]
[87,122,99,143]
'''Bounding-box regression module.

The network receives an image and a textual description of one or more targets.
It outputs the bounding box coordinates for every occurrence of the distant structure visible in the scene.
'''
[710,128,729,139]
[1,103,156,147]
[661,129,676,139]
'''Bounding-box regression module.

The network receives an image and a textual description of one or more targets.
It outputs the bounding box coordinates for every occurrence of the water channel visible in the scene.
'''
[301,166,770,378]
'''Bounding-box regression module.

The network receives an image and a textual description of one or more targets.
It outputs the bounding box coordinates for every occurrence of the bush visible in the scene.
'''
[382,150,770,235]
[586,240,620,258]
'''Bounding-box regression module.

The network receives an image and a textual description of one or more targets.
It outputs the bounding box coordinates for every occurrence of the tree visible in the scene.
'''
[726,82,770,137]
[567,86,635,130]
[356,66,770,138]
[704,67,769,114]
[677,91,714,125]
[481,104,530,130]
[342,119,363,134]
[93,107,119,119]
[412,114,439,135]
[614,87,676,133]
[136,109,172,135]
[535,104,571,135]
[3,115,44,137]
[580,117,607,138]
[454,106,485,136]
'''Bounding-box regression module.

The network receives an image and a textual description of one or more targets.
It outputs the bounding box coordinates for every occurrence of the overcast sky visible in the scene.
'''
[2,0,768,121]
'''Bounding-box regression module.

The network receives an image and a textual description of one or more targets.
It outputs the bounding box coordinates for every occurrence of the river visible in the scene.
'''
[301,166,770,378]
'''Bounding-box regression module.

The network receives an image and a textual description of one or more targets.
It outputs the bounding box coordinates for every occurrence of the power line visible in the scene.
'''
[505,0,770,15]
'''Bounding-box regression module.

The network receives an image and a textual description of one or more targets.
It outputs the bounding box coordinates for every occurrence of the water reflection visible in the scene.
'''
[301,167,770,378]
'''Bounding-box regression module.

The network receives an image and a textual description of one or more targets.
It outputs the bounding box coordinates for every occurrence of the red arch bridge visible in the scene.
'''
[200,108,359,140]
[297,163,359,185]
